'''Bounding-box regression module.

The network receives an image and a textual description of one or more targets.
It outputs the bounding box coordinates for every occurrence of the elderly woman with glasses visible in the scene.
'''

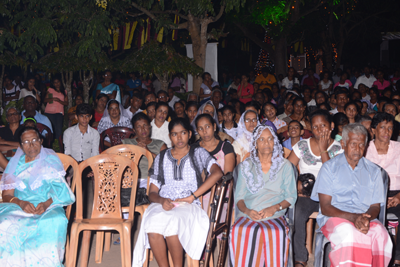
[232,110,260,163]
[229,125,297,266]
[0,127,75,266]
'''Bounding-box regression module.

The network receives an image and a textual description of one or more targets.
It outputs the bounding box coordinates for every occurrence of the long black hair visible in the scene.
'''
[50,76,66,96]
[194,113,220,140]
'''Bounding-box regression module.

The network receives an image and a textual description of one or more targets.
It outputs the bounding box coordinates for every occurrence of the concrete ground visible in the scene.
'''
[72,216,315,267]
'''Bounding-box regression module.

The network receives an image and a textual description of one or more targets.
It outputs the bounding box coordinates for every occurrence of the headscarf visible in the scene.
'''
[242,125,285,194]
[191,100,221,134]
[104,99,124,118]
[1,146,66,192]
[235,109,260,149]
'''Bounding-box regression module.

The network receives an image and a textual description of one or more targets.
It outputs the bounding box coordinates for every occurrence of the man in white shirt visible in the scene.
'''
[332,68,342,85]
[211,89,224,109]
[124,93,143,120]
[330,89,349,115]
[354,66,376,89]
[63,104,99,162]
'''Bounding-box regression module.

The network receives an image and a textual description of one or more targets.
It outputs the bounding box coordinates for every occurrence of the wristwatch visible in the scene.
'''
[278,203,282,210]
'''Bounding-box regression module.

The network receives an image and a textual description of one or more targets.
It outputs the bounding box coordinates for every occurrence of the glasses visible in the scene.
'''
[7,112,19,117]
[244,118,258,123]
[158,95,167,99]
[21,138,41,147]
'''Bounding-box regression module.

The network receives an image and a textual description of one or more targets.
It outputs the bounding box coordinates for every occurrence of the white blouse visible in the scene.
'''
[151,119,171,148]
[150,147,218,205]
[292,138,343,178]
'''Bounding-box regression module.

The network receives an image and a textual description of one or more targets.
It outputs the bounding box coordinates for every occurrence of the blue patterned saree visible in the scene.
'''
[0,147,75,267]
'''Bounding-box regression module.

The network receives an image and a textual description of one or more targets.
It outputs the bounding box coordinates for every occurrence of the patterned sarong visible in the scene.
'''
[321,217,392,267]
[229,216,289,267]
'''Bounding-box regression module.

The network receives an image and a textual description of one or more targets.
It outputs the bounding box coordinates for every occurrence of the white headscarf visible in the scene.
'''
[242,125,285,194]
[235,109,260,149]
[191,100,221,134]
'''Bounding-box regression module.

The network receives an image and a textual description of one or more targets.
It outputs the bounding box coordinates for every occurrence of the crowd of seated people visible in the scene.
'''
[1,65,400,267]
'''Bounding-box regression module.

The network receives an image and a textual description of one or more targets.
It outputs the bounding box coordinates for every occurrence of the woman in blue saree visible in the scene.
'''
[0,127,75,266]
[96,70,121,103]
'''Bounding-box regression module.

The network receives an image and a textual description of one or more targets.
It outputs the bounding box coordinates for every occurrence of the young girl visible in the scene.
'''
[151,102,171,147]
[283,120,304,150]
[44,77,68,140]
[145,102,157,121]
[91,93,109,129]
[332,112,349,142]
[132,118,223,267]
[185,101,198,124]
[344,101,359,124]
[261,102,287,132]
[221,105,239,140]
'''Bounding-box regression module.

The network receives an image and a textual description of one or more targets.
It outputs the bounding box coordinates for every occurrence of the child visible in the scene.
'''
[297,173,315,197]
[145,101,157,121]
[332,112,349,142]
[185,101,198,124]
[282,120,304,150]
[23,116,37,128]
[217,108,223,126]
[221,105,239,140]
[132,118,223,267]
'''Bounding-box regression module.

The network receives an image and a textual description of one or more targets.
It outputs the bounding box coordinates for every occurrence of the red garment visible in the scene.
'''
[303,77,318,88]
[114,78,126,86]
[93,110,104,129]
[238,83,254,104]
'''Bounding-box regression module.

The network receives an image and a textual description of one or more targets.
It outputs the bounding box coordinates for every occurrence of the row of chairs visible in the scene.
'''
[60,144,233,267]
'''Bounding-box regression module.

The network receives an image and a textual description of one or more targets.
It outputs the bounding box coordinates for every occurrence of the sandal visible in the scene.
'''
[113,237,120,245]
[295,261,307,267]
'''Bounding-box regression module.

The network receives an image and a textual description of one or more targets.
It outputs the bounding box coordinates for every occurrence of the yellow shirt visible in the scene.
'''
[255,74,276,90]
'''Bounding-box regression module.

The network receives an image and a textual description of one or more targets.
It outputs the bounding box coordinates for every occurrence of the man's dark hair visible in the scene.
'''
[245,101,260,111]
[371,112,395,129]
[76,103,93,116]
[131,112,151,127]
[132,93,144,101]
[157,90,168,97]
[335,88,348,99]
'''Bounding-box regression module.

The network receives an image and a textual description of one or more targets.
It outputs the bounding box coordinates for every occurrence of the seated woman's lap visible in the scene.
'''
[230,216,289,267]
[144,202,209,259]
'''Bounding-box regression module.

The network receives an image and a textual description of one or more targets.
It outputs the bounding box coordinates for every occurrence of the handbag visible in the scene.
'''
[121,187,150,207]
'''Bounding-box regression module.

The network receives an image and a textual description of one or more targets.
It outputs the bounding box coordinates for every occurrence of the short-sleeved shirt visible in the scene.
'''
[365,140,400,191]
[194,140,234,158]
[45,88,65,115]
[334,80,352,90]
[354,74,376,89]
[150,147,218,206]
[281,77,299,90]
[20,110,53,134]
[255,74,276,90]
[0,124,24,142]
[373,80,391,90]
[292,138,343,178]
[282,137,303,151]
[311,153,385,228]
[238,83,254,104]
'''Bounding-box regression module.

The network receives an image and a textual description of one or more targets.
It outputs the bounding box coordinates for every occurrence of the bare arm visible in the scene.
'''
[288,150,300,167]
[148,183,174,211]
[319,193,380,233]
[223,153,235,174]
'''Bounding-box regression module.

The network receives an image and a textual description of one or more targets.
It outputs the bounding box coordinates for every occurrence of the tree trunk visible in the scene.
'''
[155,73,169,92]
[0,65,4,106]
[62,71,73,109]
[187,14,208,95]
[274,37,288,77]
[80,70,93,103]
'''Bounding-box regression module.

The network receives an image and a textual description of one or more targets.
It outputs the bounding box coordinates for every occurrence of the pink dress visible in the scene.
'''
[373,80,391,90]
[44,88,65,115]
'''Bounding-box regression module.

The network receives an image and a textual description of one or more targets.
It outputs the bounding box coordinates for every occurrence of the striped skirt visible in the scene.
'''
[229,216,289,267]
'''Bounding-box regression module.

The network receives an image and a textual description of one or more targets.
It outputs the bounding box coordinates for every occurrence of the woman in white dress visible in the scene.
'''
[132,118,223,267]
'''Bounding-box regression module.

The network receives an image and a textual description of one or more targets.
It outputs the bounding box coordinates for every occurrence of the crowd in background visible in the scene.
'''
[1,64,400,267]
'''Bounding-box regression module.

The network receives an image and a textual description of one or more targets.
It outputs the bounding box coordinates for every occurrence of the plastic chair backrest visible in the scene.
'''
[36,123,53,148]
[77,154,138,221]
[99,127,135,152]
[102,144,154,193]
[56,153,79,221]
